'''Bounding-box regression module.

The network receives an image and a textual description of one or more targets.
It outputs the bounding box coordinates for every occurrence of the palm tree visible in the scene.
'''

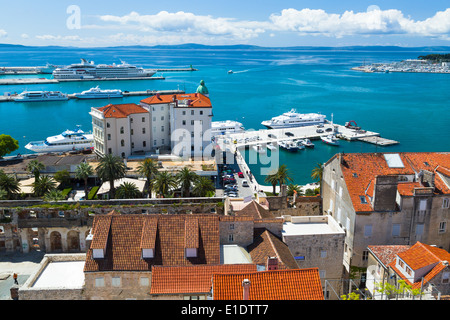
[96,154,126,199]
[0,170,20,199]
[115,181,142,199]
[27,160,45,182]
[192,176,215,197]
[153,171,178,198]
[177,167,198,197]
[0,187,7,200]
[75,162,94,199]
[311,162,324,194]
[264,171,279,195]
[43,189,65,202]
[33,175,56,197]
[287,183,303,196]
[137,158,158,198]
[276,164,293,191]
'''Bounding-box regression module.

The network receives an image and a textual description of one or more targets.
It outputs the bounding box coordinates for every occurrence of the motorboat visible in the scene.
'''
[228,70,233,74]
[267,142,277,151]
[25,125,94,153]
[73,86,123,99]
[279,140,298,152]
[252,144,266,154]
[321,134,340,146]
[299,138,315,148]
[53,59,156,79]
[14,91,69,102]
[261,109,326,129]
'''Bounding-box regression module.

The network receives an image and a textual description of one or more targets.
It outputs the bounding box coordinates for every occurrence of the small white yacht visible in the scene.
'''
[14,91,69,102]
[25,125,94,153]
[252,144,266,154]
[279,140,298,152]
[321,134,340,146]
[261,109,326,129]
[299,138,315,148]
[267,142,277,151]
[211,120,245,137]
[73,86,123,99]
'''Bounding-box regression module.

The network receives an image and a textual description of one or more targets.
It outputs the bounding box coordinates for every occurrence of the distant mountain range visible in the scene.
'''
[0,43,449,52]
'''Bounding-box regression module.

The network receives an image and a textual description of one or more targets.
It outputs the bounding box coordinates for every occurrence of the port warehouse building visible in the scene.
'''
[90,92,213,159]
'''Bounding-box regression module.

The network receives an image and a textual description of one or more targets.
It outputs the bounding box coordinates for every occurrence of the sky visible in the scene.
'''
[0,0,449,47]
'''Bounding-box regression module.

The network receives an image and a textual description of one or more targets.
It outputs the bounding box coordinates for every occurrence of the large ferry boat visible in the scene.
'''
[261,109,326,129]
[25,126,94,153]
[211,120,245,136]
[52,59,156,79]
[14,91,69,102]
[73,86,123,99]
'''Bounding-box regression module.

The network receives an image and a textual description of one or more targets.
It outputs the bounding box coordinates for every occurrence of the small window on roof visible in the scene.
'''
[352,173,358,178]
[360,196,368,204]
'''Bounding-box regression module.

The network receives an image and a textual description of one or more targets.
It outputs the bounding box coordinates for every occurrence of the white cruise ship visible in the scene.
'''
[52,59,156,79]
[211,120,245,136]
[73,86,123,99]
[25,126,94,153]
[261,109,326,129]
[14,91,69,102]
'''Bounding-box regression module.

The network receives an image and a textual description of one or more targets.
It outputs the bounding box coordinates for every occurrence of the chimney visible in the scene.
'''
[266,256,278,271]
[156,93,160,99]
[242,279,251,300]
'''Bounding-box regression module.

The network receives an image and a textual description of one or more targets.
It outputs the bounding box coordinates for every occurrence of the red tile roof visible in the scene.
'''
[213,268,324,300]
[368,245,411,268]
[336,152,450,212]
[141,93,211,108]
[84,213,220,272]
[388,242,450,289]
[97,103,148,118]
[150,264,257,295]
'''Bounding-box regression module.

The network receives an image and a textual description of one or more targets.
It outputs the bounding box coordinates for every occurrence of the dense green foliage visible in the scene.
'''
[418,53,450,62]
[0,134,19,157]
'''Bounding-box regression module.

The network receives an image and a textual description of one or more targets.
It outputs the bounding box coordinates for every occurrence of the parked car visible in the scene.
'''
[238,172,244,178]
[316,129,324,133]
[317,123,324,128]
[242,180,249,187]
[325,127,333,132]
[285,132,294,137]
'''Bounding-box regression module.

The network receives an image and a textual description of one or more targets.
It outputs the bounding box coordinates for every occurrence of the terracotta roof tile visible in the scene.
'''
[84,214,220,272]
[213,268,324,300]
[97,103,148,118]
[140,93,211,108]
[368,245,411,268]
[339,152,450,212]
[150,264,257,295]
[234,200,275,219]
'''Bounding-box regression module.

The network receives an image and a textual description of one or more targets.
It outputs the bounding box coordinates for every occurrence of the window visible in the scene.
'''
[360,196,368,204]
[120,127,124,134]
[130,129,134,135]
[229,223,234,230]
[161,116,164,121]
[131,142,134,148]
[191,120,194,125]
[439,221,447,233]
[319,270,326,279]
[399,259,405,268]
[182,111,186,115]
[140,277,149,286]
[200,110,203,115]
[107,134,111,141]
[111,277,121,287]
[182,120,186,125]
[142,128,146,134]
[416,224,424,235]
[191,110,194,115]
[442,272,450,284]
[108,148,112,154]
[364,225,372,237]
[362,250,369,261]
[443,198,449,209]
[143,141,146,147]
[121,139,125,147]
[95,277,105,287]
[228,234,234,242]
[106,122,110,128]
[406,266,412,276]
[153,140,157,145]
[161,126,164,132]
[162,139,165,144]
[130,118,133,123]
[320,250,327,258]
[153,117,156,122]
[392,224,401,237]
[161,106,164,111]
[142,117,145,122]
[418,199,427,214]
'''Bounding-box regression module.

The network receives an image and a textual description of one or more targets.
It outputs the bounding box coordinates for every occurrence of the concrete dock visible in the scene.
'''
[0,89,185,103]
[216,122,398,149]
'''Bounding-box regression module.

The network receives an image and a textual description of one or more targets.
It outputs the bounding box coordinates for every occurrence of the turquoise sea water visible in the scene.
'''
[0,46,449,186]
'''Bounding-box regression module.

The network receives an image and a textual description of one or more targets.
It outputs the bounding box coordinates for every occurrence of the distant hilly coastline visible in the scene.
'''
[0,43,449,52]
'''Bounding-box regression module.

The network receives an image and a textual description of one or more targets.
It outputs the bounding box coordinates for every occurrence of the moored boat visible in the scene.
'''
[321,134,340,146]
[73,86,123,99]
[14,91,68,102]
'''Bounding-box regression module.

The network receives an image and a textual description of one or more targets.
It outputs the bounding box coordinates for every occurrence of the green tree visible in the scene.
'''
[177,167,198,197]
[287,183,303,196]
[75,162,94,199]
[192,176,215,197]
[311,162,323,183]
[153,171,178,198]
[33,175,56,197]
[276,164,293,190]
[54,170,71,187]
[0,134,19,158]
[96,154,126,199]
[0,170,20,199]
[43,189,66,202]
[115,181,142,199]
[0,187,8,200]
[264,170,279,195]
[137,158,159,198]
[27,160,45,182]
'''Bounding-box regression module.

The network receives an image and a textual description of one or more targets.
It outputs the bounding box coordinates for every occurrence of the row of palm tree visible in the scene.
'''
[264,164,293,195]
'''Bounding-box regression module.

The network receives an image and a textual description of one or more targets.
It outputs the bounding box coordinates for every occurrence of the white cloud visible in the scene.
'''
[0,29,7,37]
[35,34,82,41]
[21,33,29,39]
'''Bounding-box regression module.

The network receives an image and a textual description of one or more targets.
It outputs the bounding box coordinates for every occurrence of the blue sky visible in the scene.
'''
[0,0,449,47]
